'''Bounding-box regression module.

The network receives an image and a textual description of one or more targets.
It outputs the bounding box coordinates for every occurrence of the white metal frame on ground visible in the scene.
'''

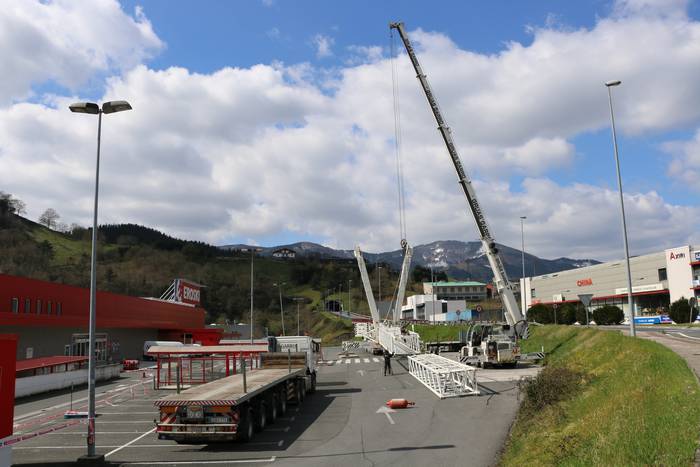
[408,354,479,398]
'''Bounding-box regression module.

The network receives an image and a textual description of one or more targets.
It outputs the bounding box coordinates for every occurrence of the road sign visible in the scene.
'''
[475,305,483,313]
[577,294,593,307]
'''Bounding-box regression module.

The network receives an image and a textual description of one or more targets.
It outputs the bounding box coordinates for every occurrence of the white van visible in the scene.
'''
[143,340,183,360]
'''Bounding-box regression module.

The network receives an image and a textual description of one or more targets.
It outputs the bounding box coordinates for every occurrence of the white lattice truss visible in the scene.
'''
[378,324,420,355]
[408,354,480,399]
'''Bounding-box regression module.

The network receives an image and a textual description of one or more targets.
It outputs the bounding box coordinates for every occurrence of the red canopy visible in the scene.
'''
[16,356,88,373]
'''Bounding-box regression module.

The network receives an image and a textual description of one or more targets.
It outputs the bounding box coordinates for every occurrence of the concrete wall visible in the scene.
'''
[15,363,121,398]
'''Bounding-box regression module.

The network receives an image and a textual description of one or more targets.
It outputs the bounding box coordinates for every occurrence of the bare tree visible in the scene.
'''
[38,208,60,229]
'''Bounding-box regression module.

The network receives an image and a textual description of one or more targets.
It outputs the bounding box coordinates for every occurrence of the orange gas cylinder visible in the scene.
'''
[386,399,415,409]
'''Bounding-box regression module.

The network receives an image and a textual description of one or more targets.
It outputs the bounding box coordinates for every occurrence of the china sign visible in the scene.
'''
[175,279,201,306]
[576,278,593,287]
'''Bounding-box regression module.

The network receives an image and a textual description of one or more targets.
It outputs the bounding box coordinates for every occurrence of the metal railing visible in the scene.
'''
[408,353,479,398]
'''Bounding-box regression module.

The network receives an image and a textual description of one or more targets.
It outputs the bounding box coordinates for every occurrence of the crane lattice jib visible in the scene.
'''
[390,22,524,325]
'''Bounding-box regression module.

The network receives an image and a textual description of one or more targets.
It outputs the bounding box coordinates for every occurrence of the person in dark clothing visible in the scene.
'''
[383,349,394,376]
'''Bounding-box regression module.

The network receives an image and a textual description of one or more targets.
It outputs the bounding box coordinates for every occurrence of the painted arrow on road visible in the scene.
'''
[357,369,365,376]
[376,405,396,425]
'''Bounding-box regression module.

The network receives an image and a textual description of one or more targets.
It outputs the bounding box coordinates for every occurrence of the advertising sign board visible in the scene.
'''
[175,279,201,306]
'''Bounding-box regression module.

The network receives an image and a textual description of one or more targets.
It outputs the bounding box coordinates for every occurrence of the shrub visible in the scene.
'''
[527,303,553,324]
[575,305,588,324]
[558,303,578,325]
[669,298,696,324]
[592,305,624,325]
[519,366,583,416]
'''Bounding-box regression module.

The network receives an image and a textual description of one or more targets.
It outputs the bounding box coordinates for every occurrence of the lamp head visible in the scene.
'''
[102,100,132,114]
[69,102,100,114]
[605,80,622,87]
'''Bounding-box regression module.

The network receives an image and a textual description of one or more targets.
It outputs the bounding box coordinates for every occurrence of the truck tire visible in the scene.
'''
[309,372,317,394]
[268,393,278,424]
[238,407,254,443]
[255,401,267,432]
[278,388,287,416]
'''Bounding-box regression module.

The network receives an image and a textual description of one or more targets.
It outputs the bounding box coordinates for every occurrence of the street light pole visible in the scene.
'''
[247,248,261,344]
[274,282,286,336]
[430,266,435,325]
[69,100,131,460]
[348,279,352,317]
[520,216,527,280]
[292,297,304,335]
[605,80,636,337]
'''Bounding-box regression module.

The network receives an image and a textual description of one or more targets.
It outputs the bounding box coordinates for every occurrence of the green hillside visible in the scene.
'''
[0,209,392,344]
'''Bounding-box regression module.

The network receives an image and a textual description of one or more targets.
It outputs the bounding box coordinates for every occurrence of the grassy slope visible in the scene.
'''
[502,326,700,466]
[310,311,354,346]
[412,323,471,342]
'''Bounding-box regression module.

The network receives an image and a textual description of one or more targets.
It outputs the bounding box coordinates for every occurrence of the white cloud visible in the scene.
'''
[1,0,700,261]
[0,0,163,105]
[312,34,334,58]
[663,129,700,187]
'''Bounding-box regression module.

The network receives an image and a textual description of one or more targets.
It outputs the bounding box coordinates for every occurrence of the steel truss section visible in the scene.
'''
[408,354,479,398]
[378,324,420,355]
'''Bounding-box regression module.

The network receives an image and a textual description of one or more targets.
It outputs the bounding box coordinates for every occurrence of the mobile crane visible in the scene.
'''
[389,22,530,366]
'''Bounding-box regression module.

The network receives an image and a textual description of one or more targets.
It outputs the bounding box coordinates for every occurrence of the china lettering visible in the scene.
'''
[576,278,593,287]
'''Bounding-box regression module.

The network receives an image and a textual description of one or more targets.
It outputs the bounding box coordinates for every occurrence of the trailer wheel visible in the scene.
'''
[296,381,305,404]
[238,407,254,443]
[278,388,287,415]
[268,393,278,423]
[309,372,317,394]
[255,401,267,432]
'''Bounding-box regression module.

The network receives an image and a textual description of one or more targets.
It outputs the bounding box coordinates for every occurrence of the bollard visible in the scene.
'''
[176,364,181,394]
[242,357,247,393]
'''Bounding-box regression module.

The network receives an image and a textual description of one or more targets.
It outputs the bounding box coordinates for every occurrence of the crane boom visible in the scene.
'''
[389,22,525,327]
[354,246,381,324]
[393,243,413,322]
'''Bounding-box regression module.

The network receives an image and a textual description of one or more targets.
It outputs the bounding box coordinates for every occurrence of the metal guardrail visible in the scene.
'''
[408,354,479,398]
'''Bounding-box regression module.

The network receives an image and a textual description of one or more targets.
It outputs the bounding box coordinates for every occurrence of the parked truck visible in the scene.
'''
[155,336,319,443]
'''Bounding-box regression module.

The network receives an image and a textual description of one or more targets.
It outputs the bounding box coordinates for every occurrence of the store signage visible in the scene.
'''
[614,283,663,295]
[669,251,686,260]
[176,279,201,305]
[576,278,593,287]
[695,251,700,261]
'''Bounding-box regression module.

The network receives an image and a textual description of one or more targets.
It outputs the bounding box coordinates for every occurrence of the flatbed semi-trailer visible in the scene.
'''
[155,348,317,443]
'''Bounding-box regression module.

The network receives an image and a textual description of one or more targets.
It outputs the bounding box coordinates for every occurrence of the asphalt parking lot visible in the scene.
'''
[10,348,537,467]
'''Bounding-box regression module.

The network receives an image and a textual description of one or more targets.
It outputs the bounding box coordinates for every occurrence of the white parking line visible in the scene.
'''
[363,358,370,363]
[354,358,360,363]
[125,457,276,465]
[372,357,380,363]
[104,427,156,458]
[344,359,351,364]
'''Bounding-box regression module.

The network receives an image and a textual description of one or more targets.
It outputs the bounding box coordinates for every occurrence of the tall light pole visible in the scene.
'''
[338,283,343,312]
[348,279,352,316]
[292,297,304,335]
[274,282,286,335]
[605,79,636,337]
[244,247,262,343]
[430,265,436,324]
[520,216,527,280]
[69,100,132,460]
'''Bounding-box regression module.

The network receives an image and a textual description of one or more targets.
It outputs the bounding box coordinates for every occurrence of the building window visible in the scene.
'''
[531,289,537,298]
[11,298,19,314]
[47,301,52,315]
[57,302,62,316]
[658,268,667,281]
[37,299,42,315]
[25,298,30,313]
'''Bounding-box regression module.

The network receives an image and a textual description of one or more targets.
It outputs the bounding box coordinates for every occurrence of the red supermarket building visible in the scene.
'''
[0,274,221,362]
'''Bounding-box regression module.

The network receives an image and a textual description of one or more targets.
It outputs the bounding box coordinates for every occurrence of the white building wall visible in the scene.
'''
[665,245,694,303]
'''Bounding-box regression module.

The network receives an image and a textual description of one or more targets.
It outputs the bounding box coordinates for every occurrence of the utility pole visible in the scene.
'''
[348,279,352,316]
[274,282,286,336]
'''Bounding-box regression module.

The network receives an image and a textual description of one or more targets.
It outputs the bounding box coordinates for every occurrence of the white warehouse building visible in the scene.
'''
[401,294,468,321]
[519,245,700,317]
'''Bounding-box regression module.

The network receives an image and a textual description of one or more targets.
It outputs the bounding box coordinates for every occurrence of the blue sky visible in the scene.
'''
[1,0,700,260]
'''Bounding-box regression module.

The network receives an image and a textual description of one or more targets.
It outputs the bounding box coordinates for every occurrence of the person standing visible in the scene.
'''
[383,349,394,376]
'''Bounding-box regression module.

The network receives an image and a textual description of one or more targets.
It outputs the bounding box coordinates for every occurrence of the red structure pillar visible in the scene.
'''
[0,334,18,466]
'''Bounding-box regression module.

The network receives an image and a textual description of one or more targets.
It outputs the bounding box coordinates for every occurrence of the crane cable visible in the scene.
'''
[388,29,408,322]
[390,28,407,246]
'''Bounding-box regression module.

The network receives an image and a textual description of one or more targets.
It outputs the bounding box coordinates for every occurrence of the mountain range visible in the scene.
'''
[220,240,599,283]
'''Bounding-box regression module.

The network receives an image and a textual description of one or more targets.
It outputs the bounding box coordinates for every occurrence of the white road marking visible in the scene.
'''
[104,427,157,458]
[376,406,396,425]
[97,412,156,415]
[372,357,380,363]
[125,457,276,465]
[266,426,291,432]
[354,358,360,363]
[344,359,351,364]
[357,370,365,376]
[46,431,143,435]
[363,358,370,363]
[674,332,700,341]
